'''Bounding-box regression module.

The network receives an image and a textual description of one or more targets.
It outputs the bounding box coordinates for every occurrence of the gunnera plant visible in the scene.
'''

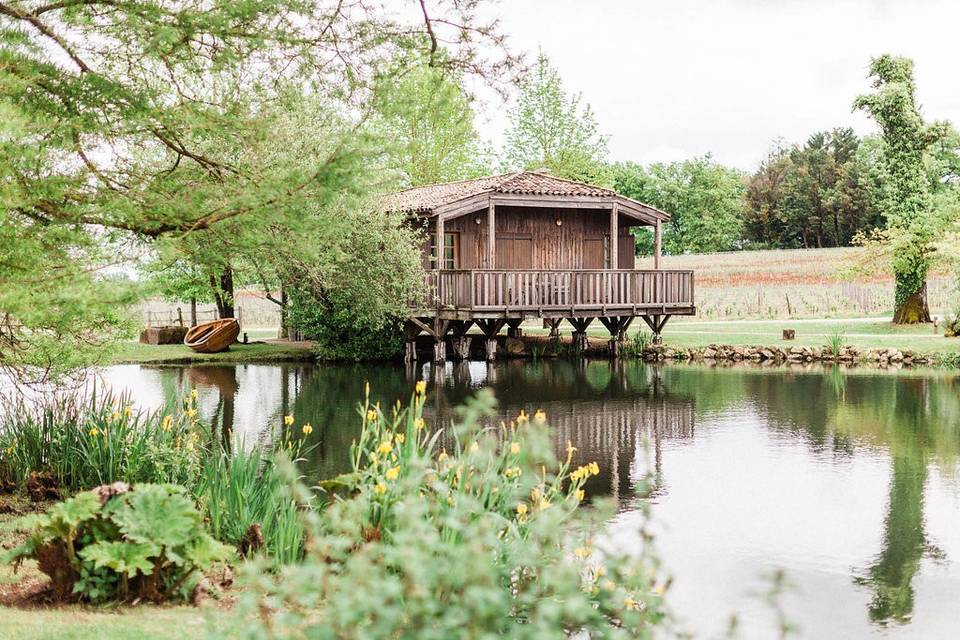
[4,483,233,602]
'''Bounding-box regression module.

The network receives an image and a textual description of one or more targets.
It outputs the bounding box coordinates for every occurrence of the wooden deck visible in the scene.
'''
[417,269,696,319]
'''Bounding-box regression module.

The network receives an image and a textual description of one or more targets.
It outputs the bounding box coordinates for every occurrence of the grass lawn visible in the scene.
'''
[0,605,238,640]
[111,330,314,365]
[635,317,960,354]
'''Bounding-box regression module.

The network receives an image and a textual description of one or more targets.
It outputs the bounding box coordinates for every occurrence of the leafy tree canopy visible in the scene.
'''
[0,0,516,374]
[744,128,877,249]
[612,157,745,255]
[503,52,609,184]
[372,51,492,187]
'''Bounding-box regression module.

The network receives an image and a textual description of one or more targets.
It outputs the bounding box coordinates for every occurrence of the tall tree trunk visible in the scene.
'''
[211,267,235,319]
[892,280,931,324]
[278,286,289,339]
[189,297,197,326]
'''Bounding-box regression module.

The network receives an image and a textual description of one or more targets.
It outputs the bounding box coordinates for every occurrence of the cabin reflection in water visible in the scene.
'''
[419,359,696,505]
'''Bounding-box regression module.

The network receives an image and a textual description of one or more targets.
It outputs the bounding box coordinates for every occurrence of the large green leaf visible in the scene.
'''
[186,533,234,567]
[46,491,102,539]
[107,484,200,549]
[80,541,158,578]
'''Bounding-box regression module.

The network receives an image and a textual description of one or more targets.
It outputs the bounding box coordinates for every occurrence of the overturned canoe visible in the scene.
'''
[183,318,240,353]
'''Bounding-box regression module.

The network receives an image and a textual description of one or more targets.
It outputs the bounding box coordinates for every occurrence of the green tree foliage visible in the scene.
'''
[853,55,950,323]
[373,57,491,187]
[745,129,877,248]
[285,202,424,361]
[612,157,746,254]
[503,53,609,184]
[0,0,516,374]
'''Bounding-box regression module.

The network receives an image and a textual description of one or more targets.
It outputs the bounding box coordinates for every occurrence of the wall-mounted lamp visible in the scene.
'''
[474,215,482,225]
[555,218,563,227]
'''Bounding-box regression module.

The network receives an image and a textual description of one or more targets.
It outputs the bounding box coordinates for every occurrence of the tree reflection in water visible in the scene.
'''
[135,359,960,630]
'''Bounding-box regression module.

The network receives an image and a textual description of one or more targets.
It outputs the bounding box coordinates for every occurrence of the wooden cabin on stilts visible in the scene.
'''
[384,171,696,363]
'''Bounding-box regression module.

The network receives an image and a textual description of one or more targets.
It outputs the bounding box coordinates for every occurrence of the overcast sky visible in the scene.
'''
[475,0,960,171]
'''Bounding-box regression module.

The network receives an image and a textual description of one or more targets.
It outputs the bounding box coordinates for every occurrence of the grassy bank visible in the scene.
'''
[111,339,315,365]
[645,317,960,355]
[0,604,235,640]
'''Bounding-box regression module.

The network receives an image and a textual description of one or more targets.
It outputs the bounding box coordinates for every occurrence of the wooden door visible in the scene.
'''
[618,235,635,269]
[496,234,533,269]
[583,237,605,269]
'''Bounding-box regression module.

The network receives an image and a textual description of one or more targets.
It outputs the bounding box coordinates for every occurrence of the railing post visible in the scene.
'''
[654,221,662,270]
[609,203,619,269]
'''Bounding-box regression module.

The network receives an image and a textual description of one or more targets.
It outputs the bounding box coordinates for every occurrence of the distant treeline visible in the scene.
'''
[610,127,960,255]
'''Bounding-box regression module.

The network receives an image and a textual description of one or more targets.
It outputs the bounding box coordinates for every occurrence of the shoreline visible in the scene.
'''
[109,330,960,370]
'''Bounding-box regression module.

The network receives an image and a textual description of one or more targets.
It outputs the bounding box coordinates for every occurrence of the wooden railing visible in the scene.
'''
[420,269,694,312]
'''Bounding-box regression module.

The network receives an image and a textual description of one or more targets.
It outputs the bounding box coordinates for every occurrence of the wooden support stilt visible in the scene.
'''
[640,314,670,344]
[506,319,523,338]
[608,336,620,358]
[451,335,471,360]
[431,318,451,363]
[544,318,562,337]
[474,318,506,362]
[485,338,497,361]
[566,317,594,355]
[600,316,633,359]
[403,320,422,363]
[448,320,473,360]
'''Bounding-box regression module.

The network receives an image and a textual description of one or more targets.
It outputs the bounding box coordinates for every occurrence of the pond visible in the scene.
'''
[94,359,960,639]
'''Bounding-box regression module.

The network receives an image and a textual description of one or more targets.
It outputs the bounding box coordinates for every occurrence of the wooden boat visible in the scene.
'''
[183,318,240,353]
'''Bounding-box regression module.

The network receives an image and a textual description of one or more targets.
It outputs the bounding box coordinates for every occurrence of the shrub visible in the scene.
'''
[236,386,671,638]
[623,330,653,357]
[287,284,405,360]
[0,388,314,568]
[825,328,847,356]
[0,390,204,493]
[4,483,232,602]
[944,306,960,338]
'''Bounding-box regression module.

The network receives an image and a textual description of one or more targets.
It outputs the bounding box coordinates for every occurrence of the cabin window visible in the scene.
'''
[430,232,460,269]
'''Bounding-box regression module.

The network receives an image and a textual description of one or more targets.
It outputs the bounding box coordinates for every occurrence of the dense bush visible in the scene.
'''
[237,385,672,638]
[287,284,405,360]
[944,306,960,337]
[4,483,232,602]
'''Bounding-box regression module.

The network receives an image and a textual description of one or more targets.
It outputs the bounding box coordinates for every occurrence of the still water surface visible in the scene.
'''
[96,360,960,639]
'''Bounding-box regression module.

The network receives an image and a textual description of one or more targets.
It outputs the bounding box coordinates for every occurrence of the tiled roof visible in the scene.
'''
[384,171,619,213]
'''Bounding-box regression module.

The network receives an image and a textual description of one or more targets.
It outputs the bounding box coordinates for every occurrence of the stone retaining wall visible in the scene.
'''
[640,344,934,366]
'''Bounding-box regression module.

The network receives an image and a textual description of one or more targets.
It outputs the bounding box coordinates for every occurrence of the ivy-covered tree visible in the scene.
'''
[853,55,950,323]
[612,157,746,254]
[503,52,609,184]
